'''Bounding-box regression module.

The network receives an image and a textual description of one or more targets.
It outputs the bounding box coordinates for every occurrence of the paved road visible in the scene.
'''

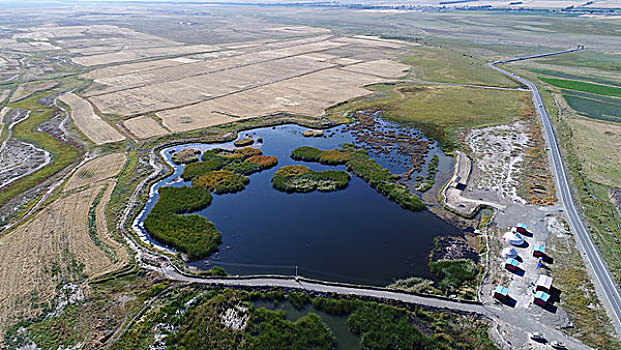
[490,52,621,336]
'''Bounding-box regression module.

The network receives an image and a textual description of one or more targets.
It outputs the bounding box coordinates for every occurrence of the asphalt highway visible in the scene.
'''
[490,53,621,336]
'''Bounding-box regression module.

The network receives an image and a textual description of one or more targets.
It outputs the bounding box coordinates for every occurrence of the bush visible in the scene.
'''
[287,292,310,310]
[192,170,250,194]
[144,186,221,260]
[271,165,350,193]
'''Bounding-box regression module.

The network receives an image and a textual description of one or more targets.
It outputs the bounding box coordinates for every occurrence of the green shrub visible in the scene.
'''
[248,309,336,350]
[429,259,479,293]
[347,303,441,350]
[287,292,310,310]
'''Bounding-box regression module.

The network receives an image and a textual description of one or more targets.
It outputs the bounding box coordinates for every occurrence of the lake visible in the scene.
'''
[136,118,461,286]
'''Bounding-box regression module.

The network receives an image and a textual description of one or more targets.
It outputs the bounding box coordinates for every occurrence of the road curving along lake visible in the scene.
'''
[136,118,461,286]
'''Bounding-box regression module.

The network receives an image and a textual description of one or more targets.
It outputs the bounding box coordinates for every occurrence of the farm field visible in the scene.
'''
[80,34,411,131]
[59,93,125,145]
[0,154,129,340]
[539,77,621,97]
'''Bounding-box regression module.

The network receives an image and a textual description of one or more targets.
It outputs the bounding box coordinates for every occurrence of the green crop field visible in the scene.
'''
[540,77,621,98]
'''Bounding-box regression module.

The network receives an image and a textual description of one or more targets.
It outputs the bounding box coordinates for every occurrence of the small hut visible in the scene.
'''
[505,258,519,272]
[493,285,509,301]
[533,244,546,258]
[534,291,550,307]
[535,275,553,293]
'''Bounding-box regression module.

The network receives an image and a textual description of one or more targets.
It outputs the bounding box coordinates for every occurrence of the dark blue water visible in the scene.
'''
[138,123,460,286]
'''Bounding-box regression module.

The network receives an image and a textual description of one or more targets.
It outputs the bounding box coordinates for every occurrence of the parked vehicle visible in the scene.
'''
[550,341,567,349]
[529,332,545,341]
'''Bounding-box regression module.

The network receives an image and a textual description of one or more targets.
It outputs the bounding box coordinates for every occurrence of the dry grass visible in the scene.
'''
[0,89,9,104]
[59,93,125,145]
[566,116,621,187]
[123,116,169,139]
[0,154,129,340]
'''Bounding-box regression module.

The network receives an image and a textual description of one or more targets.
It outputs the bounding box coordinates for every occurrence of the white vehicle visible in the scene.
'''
[529,332,545,341]
[550,341,567,349]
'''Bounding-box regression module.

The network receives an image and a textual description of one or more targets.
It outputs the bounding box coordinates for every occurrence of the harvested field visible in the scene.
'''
[157,68,391,132]
[9,81,58,102]
[88,55,336,115]
[0,154,128,340]
[59,93,125,145]
[64,153,127,191]
[123,116,169,139]
[340,59,409,78]
[72,44,220,66]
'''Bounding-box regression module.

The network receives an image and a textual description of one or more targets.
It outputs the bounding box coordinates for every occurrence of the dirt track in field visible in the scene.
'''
[59,92,125,145]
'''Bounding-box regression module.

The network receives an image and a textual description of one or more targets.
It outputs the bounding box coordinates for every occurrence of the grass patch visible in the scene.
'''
[539,77,621,98]
[330,84,532,150]
[271,165,350,193]
[192,170,250,194]
[143,186,221,260]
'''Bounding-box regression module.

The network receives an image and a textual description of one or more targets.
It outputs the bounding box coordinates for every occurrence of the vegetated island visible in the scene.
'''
[144,147,278,260]
[171,148,201,165]
[144,186,220,260]
[288,144,425,211]
[271,165,351,193]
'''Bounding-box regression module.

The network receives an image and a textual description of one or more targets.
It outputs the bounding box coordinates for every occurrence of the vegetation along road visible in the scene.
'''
[491,50,621,336]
